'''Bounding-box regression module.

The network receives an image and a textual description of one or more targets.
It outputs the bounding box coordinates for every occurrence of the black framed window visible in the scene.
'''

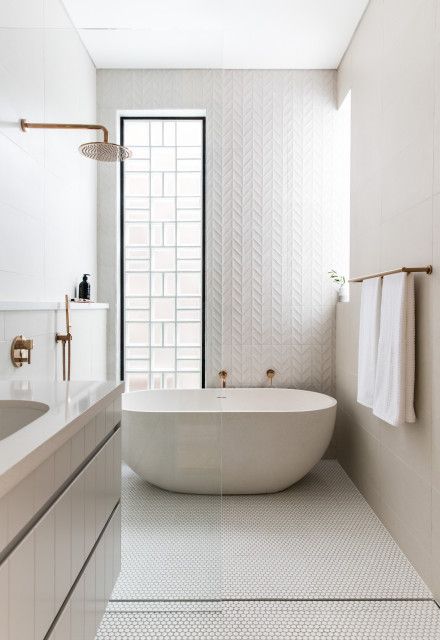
[120,117,205,390]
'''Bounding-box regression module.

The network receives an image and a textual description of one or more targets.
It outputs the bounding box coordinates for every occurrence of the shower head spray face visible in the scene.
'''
[79,141,131,162]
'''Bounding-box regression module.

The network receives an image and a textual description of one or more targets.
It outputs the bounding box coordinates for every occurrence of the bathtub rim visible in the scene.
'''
[122,387,337,414]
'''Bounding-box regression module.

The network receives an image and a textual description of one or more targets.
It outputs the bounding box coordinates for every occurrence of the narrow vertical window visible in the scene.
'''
[121,117,205,391]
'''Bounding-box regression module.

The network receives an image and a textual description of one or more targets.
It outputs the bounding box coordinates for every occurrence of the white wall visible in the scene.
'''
[0,306,107,381]
[0,0,97,301]
[97,69,346,391]
[336,0,440,597]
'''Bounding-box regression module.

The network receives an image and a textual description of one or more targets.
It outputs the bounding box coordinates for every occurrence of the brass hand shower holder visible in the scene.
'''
[56,294,72,381]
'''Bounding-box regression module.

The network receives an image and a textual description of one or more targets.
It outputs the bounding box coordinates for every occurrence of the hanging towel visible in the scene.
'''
[357,277,382,408]
[373,272,416,426]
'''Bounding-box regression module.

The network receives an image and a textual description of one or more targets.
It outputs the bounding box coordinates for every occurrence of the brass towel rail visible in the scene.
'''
[349,265,432,283]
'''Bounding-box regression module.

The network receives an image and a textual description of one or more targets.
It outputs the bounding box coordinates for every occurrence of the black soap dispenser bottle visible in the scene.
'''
[79,274,91,300]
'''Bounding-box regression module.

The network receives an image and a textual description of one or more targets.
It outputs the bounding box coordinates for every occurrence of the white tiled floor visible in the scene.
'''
[96,461,440,639]
[99,601,440,639]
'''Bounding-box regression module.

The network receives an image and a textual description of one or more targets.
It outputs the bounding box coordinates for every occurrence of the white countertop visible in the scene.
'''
[0,301,109,311]
[0,380,124,497]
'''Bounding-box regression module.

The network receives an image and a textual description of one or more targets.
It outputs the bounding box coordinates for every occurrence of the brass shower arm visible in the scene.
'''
[20,119,109,143]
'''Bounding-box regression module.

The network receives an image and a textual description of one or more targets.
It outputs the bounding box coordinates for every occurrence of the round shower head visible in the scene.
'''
[79,141,131,162]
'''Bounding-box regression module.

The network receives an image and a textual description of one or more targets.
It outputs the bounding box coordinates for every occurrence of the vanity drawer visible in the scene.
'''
[0,428,121,640]
[0,398,122,557]
[48,504,121,640]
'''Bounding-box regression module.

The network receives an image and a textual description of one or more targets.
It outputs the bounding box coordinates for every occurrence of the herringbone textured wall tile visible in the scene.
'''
[98,69,340,391]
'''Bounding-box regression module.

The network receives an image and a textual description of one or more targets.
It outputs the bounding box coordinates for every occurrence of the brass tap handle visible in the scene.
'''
[218,370,228,388]
[266,369,275,386]
[11,335,34,367]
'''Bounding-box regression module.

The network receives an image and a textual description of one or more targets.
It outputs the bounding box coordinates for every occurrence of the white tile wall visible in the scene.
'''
[0,308,107,381]
[97,70,346,392]
[336,0,440,601]
[0,0,97,303]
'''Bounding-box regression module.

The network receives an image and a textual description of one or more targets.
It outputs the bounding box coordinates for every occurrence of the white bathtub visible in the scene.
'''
[122,388,336,495]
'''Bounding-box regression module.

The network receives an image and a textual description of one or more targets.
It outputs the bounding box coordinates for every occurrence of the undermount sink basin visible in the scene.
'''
[0,400,50,441]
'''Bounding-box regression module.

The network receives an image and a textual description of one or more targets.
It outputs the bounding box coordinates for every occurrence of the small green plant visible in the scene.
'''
[328,270,346,288]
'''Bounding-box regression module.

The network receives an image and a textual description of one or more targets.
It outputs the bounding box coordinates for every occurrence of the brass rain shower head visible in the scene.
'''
[20,119,131,162]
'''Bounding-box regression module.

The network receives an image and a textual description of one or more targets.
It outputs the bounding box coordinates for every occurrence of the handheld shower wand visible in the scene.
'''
[56,294,72,381]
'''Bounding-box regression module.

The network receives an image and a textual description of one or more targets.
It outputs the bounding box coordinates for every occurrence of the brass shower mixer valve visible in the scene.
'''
[10,335,34,367]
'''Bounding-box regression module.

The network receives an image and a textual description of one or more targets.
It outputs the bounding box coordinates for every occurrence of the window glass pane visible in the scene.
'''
[126,273,149,296]
[177,323,201,346]
[150,121,163,146]
[123,118,204,391]
[125,174,149,197]
[126,224,149,246]
[125,196,149,210]
[164,173,176,196]
[177,146,201,159]
[126,347,149,359]
[125,158,149,172]
[152,348,175,371]
[126,323,149,346]
[176,121,202,146]
[126,373,149,391]
[151,298,175,321]
[124,120,150,146]
[163,121,176,145]
[129,147,150,159]
[177,159,202,172]
[177,173,201,196]
[151,173,163,196]
[151,248,176,271]
[177,222,201,246]
[151,147,176,171]
[176,373,201,388]
[151,198,175,221]
[177,273,201,296]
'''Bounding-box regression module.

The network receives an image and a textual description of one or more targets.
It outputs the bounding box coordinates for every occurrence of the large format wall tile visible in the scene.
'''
[0,0,96,302]
[336,0,440,600]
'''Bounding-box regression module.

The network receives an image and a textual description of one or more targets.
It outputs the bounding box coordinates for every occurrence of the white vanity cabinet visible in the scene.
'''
[0,388,122,640]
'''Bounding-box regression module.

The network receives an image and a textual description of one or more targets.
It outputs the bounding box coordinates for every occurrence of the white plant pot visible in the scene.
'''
[337,284,349,302]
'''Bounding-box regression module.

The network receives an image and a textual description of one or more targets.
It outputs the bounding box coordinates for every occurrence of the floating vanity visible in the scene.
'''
[0,380,123,640]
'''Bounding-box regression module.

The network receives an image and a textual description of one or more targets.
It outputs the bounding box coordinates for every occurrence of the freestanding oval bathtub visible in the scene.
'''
[122,388,336,495]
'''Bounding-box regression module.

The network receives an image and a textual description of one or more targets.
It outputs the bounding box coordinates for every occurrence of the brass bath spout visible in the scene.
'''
[219,370,228,388]
[56,294,72,381]
[266,369,275,386]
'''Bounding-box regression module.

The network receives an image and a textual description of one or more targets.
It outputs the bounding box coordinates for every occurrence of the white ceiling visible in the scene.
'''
[62,0,369,70]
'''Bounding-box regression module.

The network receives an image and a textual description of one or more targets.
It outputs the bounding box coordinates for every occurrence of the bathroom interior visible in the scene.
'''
[1,0,440,638]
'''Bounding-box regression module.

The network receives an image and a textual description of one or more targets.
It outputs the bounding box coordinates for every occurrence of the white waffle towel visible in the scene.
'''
[373,273,416,426]
[357,277,382,408]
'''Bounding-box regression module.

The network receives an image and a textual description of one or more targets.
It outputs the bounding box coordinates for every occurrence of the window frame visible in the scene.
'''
[119,115,206,388]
